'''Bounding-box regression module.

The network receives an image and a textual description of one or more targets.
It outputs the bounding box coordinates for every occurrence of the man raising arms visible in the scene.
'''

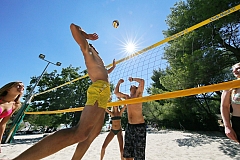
[114,77,146,160]
[14,23,116,160]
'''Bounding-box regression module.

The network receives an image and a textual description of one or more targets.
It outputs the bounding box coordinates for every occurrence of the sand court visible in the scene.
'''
[1,130,240,160]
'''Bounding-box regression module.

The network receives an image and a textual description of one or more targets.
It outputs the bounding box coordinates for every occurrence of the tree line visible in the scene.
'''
[16,0,240,132]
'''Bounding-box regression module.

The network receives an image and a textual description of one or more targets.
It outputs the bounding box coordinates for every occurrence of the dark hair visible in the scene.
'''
[0,81,23,109]
[131,85,138,90]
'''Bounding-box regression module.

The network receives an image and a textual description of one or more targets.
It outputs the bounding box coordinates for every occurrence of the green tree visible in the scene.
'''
[163,0,239,77]
[144,0,239,130]
[24,65,91,129]
[162,0,239,130]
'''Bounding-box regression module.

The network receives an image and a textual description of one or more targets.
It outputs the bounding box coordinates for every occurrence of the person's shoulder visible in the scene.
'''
[13,102,22,111]
[222,90,232,93]
[221,90,231,98]
[135,90,143,97]
[222,89,230,92]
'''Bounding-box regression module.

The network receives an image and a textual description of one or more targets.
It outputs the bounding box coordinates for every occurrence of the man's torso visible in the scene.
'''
[84,48,108,82]
[127,101,144,124]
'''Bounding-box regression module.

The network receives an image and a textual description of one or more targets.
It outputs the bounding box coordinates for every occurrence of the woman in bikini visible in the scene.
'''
[221,62,240,143]
[100,98,126,160]
[0,81,24,152]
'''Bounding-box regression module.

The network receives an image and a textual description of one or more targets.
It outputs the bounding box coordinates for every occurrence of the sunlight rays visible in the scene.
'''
[115,30,145,59]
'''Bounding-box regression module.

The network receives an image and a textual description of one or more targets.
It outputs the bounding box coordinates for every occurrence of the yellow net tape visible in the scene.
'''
[26,4,240,114]
[106,4,240,68]
[108,4,240,68]
[33,4,240,98]
[25,80,240,114]
[107,80,240,106]
[34,74,89,97]
[25,107,84,115]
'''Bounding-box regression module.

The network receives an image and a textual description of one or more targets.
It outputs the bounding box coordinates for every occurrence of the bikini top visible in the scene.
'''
[0,99,14,118]
[111,116,121,121]
[231,91,240,105]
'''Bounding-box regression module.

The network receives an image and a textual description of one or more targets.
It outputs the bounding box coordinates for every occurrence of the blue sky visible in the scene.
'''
[0,0,180,92]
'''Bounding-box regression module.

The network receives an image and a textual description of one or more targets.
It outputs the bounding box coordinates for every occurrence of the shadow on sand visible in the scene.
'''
[175,131,240,159]
[3,131,240,159]
[2,134,46,147]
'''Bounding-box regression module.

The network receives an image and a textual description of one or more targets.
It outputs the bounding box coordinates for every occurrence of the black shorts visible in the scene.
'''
[123,123,146,160]
[231,116,240,141]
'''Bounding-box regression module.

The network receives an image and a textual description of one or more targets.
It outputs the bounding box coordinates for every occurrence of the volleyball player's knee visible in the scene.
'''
[73,132,89,143]
[86,127,101,143]
[94,128,102,137]
[68,126,88,143]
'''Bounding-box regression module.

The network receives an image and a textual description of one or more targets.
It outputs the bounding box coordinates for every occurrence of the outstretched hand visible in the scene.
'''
[128,77,133,82]
[107,59,116,74]
[112,59,116,68]
[87,33,98,40]
[119,79,124,83]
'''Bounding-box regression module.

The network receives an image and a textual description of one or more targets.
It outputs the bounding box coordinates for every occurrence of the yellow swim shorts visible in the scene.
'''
[85,80,110,109]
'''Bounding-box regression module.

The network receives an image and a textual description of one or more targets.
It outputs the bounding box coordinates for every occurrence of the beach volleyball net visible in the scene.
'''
[3,3,240,144]
[24,3,240,113]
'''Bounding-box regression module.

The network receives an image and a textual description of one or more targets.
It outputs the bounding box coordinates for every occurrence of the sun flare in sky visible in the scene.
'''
[124,41,137,54]
[116,31,144,57]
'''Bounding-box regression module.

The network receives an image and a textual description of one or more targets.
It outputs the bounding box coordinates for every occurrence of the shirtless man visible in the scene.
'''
[114,77,146,160]
[14,23,116,160]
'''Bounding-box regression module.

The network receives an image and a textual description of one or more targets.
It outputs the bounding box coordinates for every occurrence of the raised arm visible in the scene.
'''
[114,79,129,99]
[220,90,239,143]
[70,23,98,56]
[107,59,116,74]
[120,104,127,115]
[116,97,127,115]
[129,77,145,96]
[105,108,113,116]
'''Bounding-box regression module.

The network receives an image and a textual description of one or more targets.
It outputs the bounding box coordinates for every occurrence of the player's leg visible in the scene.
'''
[117,130,124,160]
[133,123,146,160]
[100,131,115,160]
[14,104,104,160]
[71,106,105,160]
[123,124,134,160]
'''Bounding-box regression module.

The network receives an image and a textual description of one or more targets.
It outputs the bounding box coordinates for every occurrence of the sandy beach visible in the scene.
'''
[1,130,240,160]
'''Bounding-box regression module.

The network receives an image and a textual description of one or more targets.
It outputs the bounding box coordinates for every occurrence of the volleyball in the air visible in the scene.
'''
[112,20,119,28]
